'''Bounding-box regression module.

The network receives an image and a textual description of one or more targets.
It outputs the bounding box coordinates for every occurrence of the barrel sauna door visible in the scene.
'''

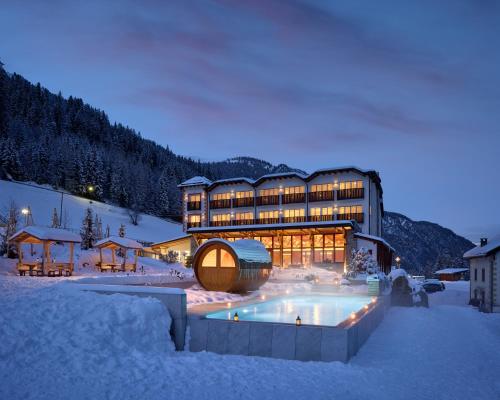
[197,247,237,292]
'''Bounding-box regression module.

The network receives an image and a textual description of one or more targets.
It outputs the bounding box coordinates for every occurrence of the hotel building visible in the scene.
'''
[175,167,393,273]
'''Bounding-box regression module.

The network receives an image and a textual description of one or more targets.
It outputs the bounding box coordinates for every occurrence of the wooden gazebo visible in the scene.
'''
[9,226,82,276]
[94,236,143,273]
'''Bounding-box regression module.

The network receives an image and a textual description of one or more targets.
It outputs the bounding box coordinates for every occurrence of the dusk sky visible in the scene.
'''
[1,0,499,241]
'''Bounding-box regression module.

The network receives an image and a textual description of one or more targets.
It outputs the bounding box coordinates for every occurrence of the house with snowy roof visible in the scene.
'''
[464,236,500,312]
[171,166,394,273]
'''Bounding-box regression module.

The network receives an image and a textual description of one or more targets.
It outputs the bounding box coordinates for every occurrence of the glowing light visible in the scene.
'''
[233,312,239,322]
[371,298,377,303]
[21,208,29,215]
[285,289,290,295]
[296,316,302,326]
[227,302,232,308]
[350,313,356,320]
[364,305,369,311]
[87,185,94,192]
[260,294,266,300]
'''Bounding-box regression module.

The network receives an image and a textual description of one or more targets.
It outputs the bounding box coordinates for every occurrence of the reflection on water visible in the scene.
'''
[206,295,371,327]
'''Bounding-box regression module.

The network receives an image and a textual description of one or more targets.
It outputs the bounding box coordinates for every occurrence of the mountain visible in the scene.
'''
[382,211,474,275]
[0,65,298,219]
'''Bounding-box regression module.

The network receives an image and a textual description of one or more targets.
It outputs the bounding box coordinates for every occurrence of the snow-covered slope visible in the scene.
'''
[0,180,183,243]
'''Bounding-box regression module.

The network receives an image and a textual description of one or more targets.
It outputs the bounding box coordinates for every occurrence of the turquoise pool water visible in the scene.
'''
[206,295,373,326]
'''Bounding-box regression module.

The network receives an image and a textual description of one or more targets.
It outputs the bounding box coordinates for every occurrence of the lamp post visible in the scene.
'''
[21,208,29,225]
[395,256,401,269]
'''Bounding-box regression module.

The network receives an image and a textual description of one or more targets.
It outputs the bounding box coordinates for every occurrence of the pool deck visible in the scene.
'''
[188,293,390,362]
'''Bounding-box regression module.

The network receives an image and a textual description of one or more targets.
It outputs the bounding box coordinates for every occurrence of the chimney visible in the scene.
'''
[480,238,488,247]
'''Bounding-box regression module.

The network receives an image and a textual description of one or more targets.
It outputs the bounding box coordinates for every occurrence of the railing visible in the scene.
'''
[209,220,232,227]
[308,215,334,222]
[337,188,364,200]
[308,191,334,202]
[282,216,307,223]
[256,217,280,224]
[233,197,254,208]
[233,219,255,226]
[256,195,280,206]
[187,201,201,211]
[209,199,231,209]
[187,222,201,229]
[282,193,306,204]
[337,213,364,223]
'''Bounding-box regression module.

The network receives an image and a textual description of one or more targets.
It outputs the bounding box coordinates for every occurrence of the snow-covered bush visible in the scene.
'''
[348,247,380,277]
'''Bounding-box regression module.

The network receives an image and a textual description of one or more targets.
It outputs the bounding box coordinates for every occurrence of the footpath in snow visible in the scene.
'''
[0,277,499,400]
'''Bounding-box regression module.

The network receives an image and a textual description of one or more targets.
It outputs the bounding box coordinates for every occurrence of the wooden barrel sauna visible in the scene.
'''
[193,239,272,293]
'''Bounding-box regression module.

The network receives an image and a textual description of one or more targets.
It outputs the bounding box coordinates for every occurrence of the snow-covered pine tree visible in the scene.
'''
[51,208,60,228]
[80,207,94,249]
[118,223,125,238]
[349,247,380,276]
[0,201,19,257]
[105,224,110,238]
[93,214,103,241]
[156,170,170,218]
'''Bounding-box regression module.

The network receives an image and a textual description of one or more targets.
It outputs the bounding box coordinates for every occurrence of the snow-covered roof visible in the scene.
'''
[94,236,143,250]
[463,236,500,259]
[434,268,468,275]
[201,238,271,265]
[151,234,192,248]
[9,226,82,243]
[354,233,395,251]
[178,176,212,187]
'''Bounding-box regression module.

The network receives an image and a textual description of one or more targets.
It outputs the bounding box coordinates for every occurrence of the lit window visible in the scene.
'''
[235,212,253,220]
[259,188,279,196]
[201,249,217,267]
[211,193,231,200]
[212,213,231,222]
[188,215,201,223]
[284,186,305,194]
[311,183,333,192]
[188,193,201,202]
[220,249,235,268]
[284,209,305,218]
[339,180,363,190]
[259,210,279,219]
[236,190,253,198]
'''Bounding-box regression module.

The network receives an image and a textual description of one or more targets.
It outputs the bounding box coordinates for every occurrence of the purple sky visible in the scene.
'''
[1,0,499,242]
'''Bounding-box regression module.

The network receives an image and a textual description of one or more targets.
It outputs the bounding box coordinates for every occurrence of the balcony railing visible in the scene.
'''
[187,222,201,229]
[282,193,306,204]
[187,201,201,211]
[282,216,307,223]
[256,195,280,206]
[256,217,280,224]
[337,188,364,200]
[308,191,334,202]
[209,220,232,227]
[209,199,231,209]
[233,219,255,226]
[233,197,254,208]
[337,212,364,223]
[308,215,335,222]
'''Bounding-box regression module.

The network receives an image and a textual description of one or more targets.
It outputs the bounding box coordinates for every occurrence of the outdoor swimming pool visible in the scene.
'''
[206,294,374,326]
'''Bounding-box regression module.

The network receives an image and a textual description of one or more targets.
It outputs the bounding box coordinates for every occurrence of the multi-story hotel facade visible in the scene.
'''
[177,167,393,273]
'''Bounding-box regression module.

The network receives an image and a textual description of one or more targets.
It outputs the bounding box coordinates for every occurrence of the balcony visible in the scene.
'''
[308,215,334,222]
[187,222,201,229]
[337,213,364,223]
[256,195,280,206]
[187,201,201,211]
[210,199,231,209]
[308,191,334,202]
[209,220,232,227]
[233,219,255,226]
[337,188,364,200]
[233,197,254,208]
[282,193,306,204]
[256,217,280,224]
[282,216,306,223]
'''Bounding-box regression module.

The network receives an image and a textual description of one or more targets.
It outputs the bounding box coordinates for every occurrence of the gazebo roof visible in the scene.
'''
[9,226,82,243]
[94,236,143,250]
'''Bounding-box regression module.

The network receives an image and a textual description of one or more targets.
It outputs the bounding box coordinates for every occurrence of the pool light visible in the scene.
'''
[371,298,377,304]
[350,312,356,320]
[364,305,369,311]
[227,302,232,308]
[233,312,239,322]
[260,294,266,300]
[296,316,302,326]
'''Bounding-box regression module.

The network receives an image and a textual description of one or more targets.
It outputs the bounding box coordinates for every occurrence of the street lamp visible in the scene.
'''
[87,185,94,193]
[395,256,401,269]
[21,208,29,225]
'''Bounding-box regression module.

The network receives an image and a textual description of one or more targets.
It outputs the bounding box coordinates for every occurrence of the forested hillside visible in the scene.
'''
[0,64,298,218]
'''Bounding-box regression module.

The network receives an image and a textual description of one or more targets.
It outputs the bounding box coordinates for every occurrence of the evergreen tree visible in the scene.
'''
[105,224,110,238]
[93,214,103,241]
[0,201,19,257]
[118,223,125,238]
[51,208,60,228]
[80,207,94,249]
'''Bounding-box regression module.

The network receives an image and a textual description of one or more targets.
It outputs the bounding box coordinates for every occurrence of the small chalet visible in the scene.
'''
[433,268,468,281]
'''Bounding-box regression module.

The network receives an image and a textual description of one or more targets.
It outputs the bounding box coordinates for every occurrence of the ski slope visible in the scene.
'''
[0,180,183,243]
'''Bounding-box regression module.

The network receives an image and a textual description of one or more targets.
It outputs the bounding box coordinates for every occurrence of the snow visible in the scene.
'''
[9,225,82,242]
[1,277,499,399]
[463,235,500,258]
[0,179,184,243]
[202,238,271,264]
[94,235,143,249]
[354,232,395,251]
[178,176,212,187]
[434,267,469,274]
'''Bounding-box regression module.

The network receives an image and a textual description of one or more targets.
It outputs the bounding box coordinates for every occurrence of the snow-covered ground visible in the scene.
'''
[0,179,183,243]
[1,276,499,400]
